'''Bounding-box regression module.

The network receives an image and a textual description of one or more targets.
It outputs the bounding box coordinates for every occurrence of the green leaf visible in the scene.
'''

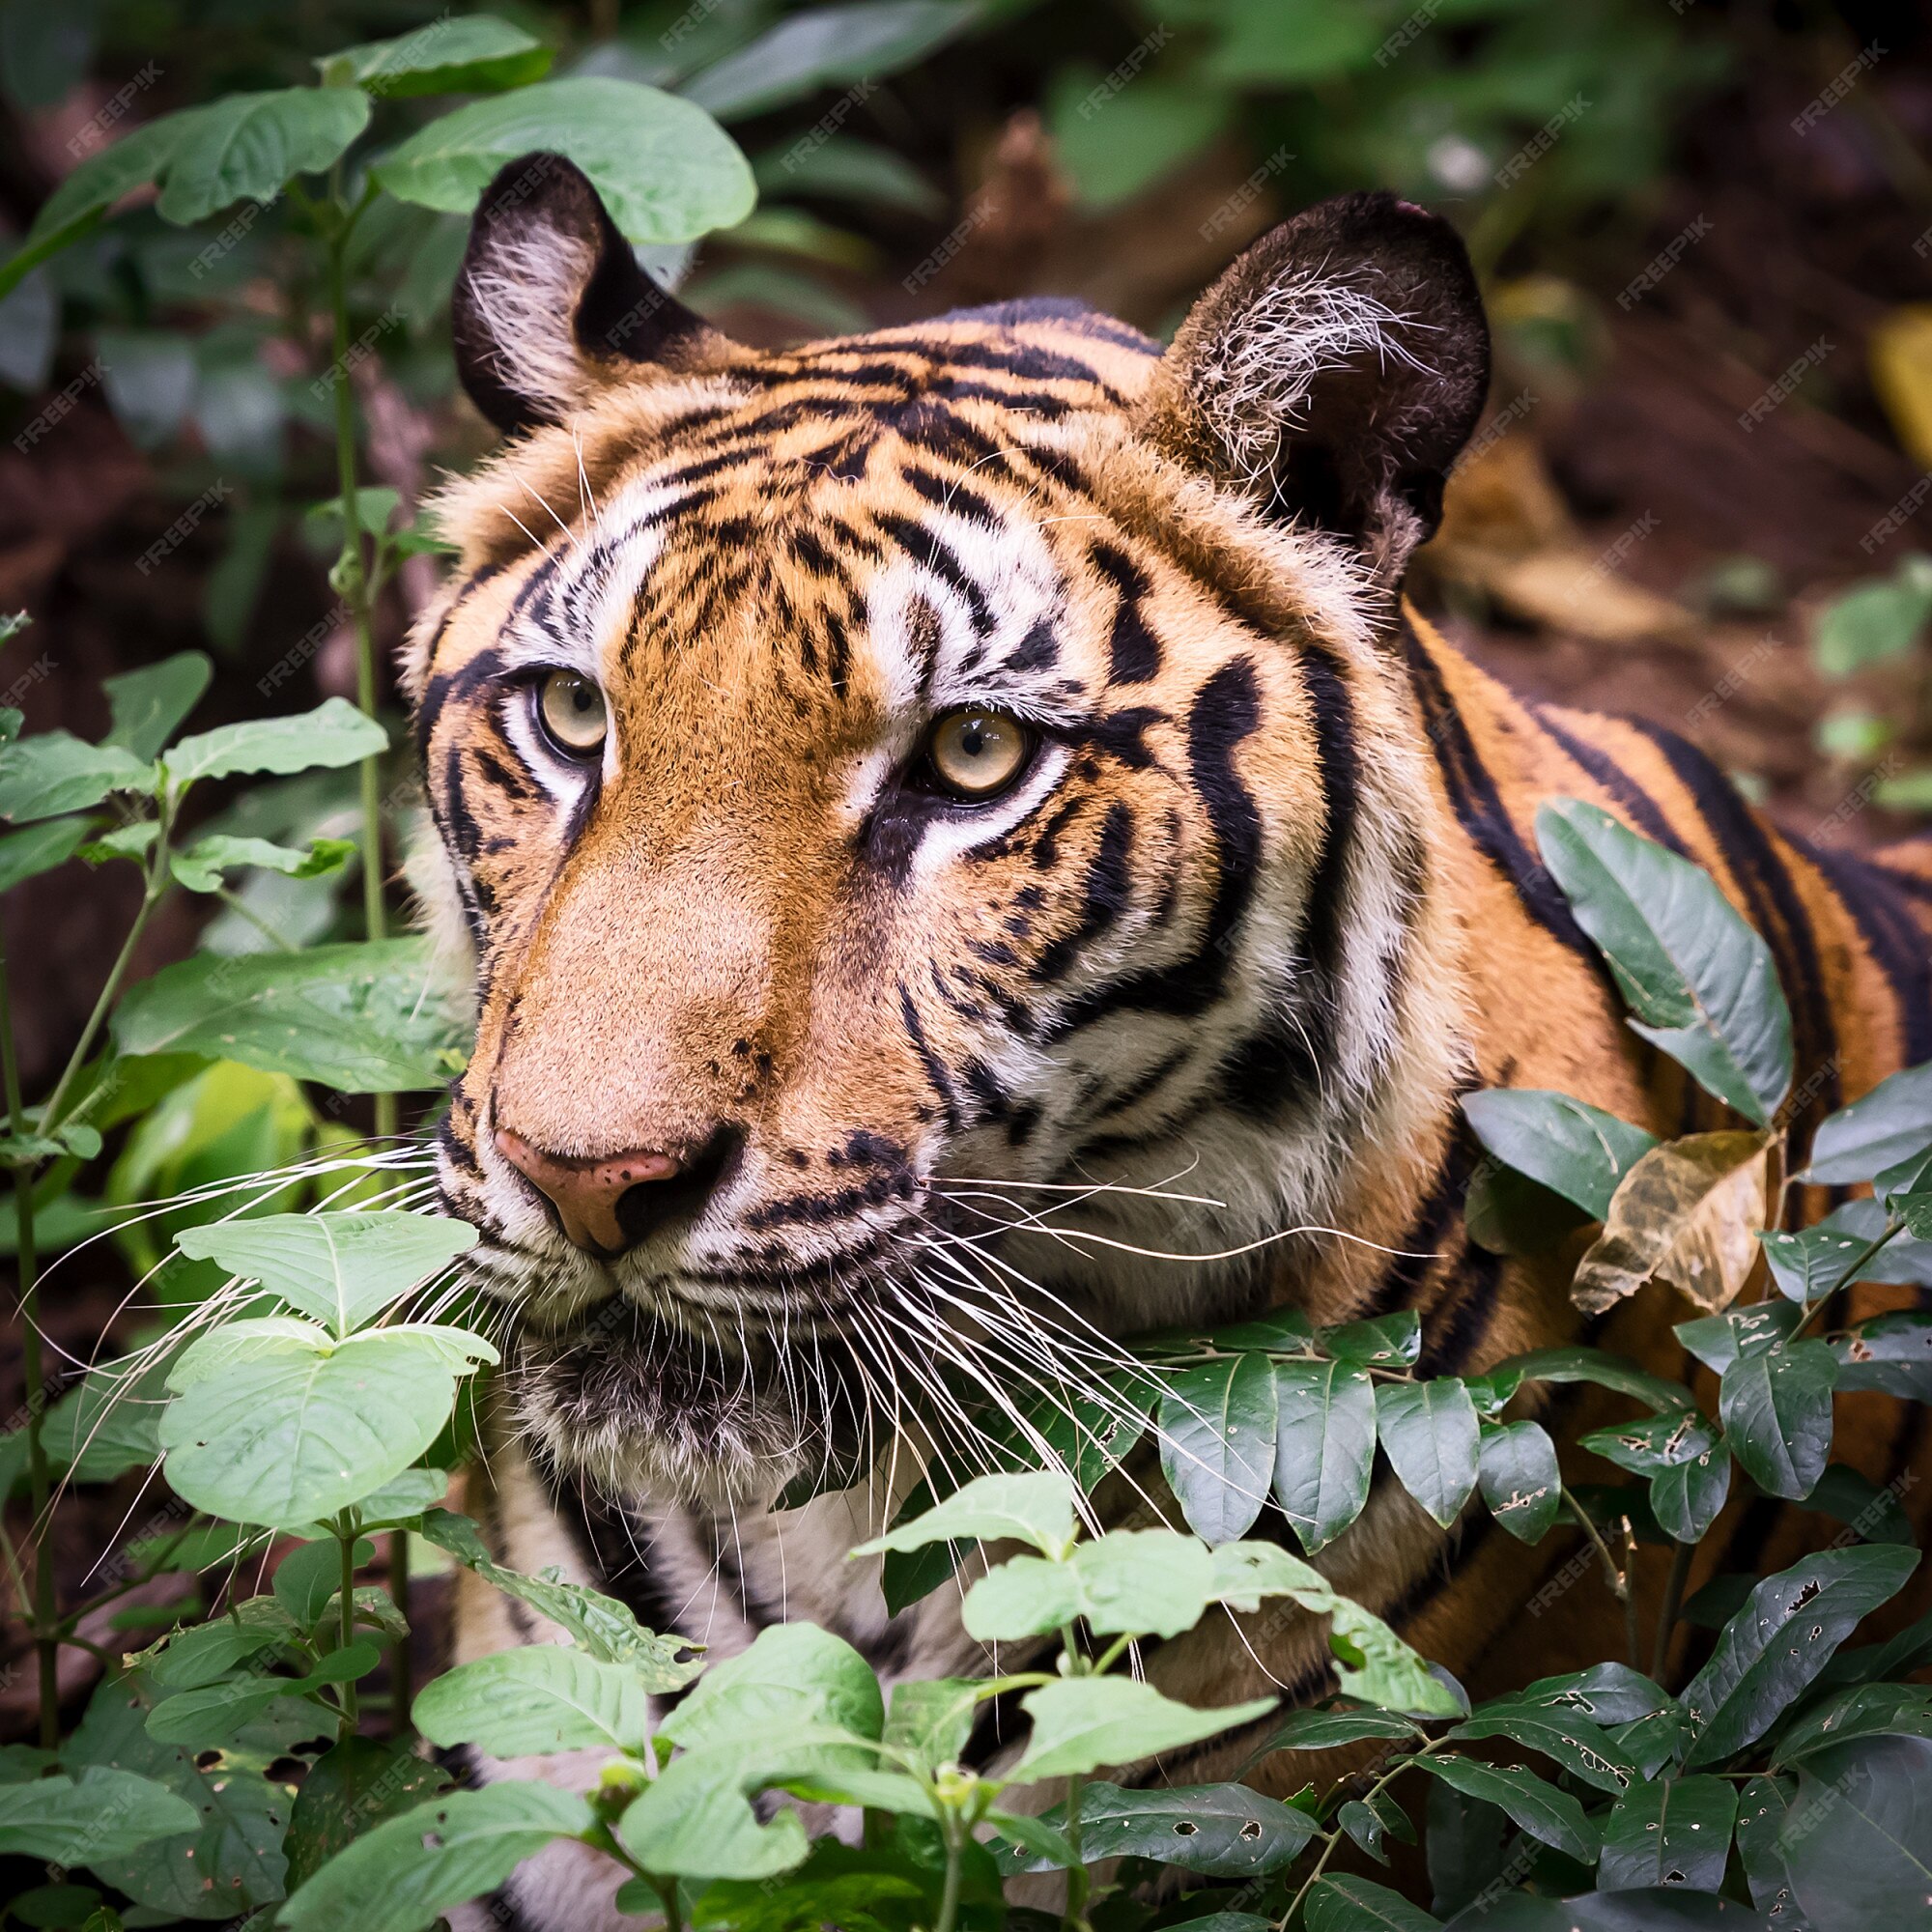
[1802,1463,1916,1547]
[1252,1709,1420,1753]
[1478,1421,1563,1543]
[149,1599,295,1690]
[1598,1775,1736,1891]
[1778,1735,1932,1929]
[1462,1090,1657,1218]
[619,1746,808,1882]
[1675,1297,1799,1374]
[0,732,154,821]
[174,1209,477,1336]
[163,698,385,792]
[681,2,976,121]
[1160,1353,1278,1545]
[1321,1310,1421,1368]
[1811,557,1932,676]
[1415,1754,1599,1863]
[279,1781,594,1932]
[0,1767,199,1861]
[1681,1545,1920,1766]
[0,814,90,894]
[882,1678,980,1781]
[0,107,215,298]
[1496,1346,1697,1412]
[103,652,212,760]
[1451,1700,1637,1795]
[372,78,754,243]
[1536,797,1793,1123]
[1375,1379,1481,1528]
[1306,1875,1442,1931]
[1759,1220,1891,1303]
[1465,1157,1593,1256]
[171,834,354,894]
[1718,1337,1835,1499]
[322,16,552,97]
[1581,1408,1721,1475]
[1272,1358,1376,1553]
[283,1736,452,1894]
[1011,1676,1276,1783]
[853,1469,1075,1559]
[155,87,371,225]
[350,1466,450,1527]
[753,135,941,217]
[1065,1529,1217,1637]
[112,938,465,1093]
[67,1670,305,1919]
[1802,1059,1932,1182]
[1425,1778,1511,1918]
[1770,1683,1932,1769]
[274,1538,371,1631]
[1328,1601,1464,1719]
[159,1325,489,1529]
[416,1510,699,1689]
[414,1645,655,1756]
[1736,1774,1806,1925]
[1649,1442,1732,1545]
[1833,1311,1932,1399]
[660,1622,881,1756]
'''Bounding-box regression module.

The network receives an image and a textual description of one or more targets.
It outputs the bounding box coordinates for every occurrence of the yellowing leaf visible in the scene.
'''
[1571,1130,1771,1316]
[1871,305,1932,469]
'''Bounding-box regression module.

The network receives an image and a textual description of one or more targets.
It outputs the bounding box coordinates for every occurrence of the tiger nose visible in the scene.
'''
[494,1129,684,1256]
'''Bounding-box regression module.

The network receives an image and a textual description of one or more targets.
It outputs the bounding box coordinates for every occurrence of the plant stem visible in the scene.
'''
[934,1816,965,1932]
[0,931,56,1747]
[653,1876,684,1932]
[1619,1517,1642,1670]
[338,1527,358,1740]
[324,192,410,1722]
[1561,1484,1627,1607]
[1061,1771,1090,1932]
[1652,1538,1694,1687]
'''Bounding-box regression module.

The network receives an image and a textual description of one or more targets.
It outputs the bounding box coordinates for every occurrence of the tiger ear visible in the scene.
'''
[1139,190,1490,585]
[451,152,724,435]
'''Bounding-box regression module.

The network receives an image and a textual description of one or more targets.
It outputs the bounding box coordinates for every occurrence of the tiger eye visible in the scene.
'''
[536,668,608,758]
[926,709,1032,800]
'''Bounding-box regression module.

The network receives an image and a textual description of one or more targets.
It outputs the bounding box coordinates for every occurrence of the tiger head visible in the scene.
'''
[412,155,1490,1508]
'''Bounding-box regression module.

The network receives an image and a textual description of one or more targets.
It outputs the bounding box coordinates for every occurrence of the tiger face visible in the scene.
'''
[412,159,1490,1508]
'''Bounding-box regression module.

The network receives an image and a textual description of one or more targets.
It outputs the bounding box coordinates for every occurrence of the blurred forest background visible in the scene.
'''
[3,0,1932,1724]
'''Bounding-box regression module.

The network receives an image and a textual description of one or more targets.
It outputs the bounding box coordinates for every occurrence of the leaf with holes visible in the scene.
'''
[1598,1775,1737,1892]
[1719,1338,1835,1500]
[1536,797,1793,1123]
[1160,1354,1278,1545]
[1681,1545,1920,1767]
[995,1781,1316,1878]
[1415,1754,1598,1864]
[1478,1420,1562,1543]
[1450,1699,1637,1796]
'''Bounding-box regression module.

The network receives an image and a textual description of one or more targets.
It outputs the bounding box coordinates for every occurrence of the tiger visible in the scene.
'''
[406,155,1932,1927]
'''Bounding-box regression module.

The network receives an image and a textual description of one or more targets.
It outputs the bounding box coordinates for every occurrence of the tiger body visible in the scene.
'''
[409,164,1932,1927]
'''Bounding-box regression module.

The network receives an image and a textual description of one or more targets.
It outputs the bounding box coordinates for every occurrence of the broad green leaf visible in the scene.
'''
[112,938,465,1093]
[1011,1675,1276,1783]
[1452,1700,1637,1795]
[174,1210,477,1336]
[1306,1875,1442,1931]
[415,1645,654,1756]
[171,834,353,894]
[853,1469,1075,1559]
[0,731,153,820]
[619,1746,807,1882]
[146,1652,368,1749]
[754,135,942,217]
[1759,1219,1893,1303]
[372,78,754,243]
[1415,1754,1598,1863]
[103,652,211,760]
[0,107,216,298]
[274,1538,370,1631]
[322,16,552,97]
[1675,1297,1799,1374]
[0,814,90,893]
[1478,1420,1562,1543]
[1833,1310,1932,1399]
[279,1781,594,1932]
[1208,1538,1334,1612]
[1497,1345,1696,1412]
[1465,1156,1593,1256]
[778,1765,939,1818]
[1462,1090,1657,1218]
[416,1509,699,1689]
[1536,797,1793,1123]
[882,1678,980,1781]
[1801,1463,1916,1547]
[1736,1774,1805,1926]
[1770,1683,1932,1769]
[1328,1601,1464,1718]
[1426,1778,1511,1918]
[660,1622,880,1756]
[1321,1310,1421,1368]
[1821,1198,1932,1287]
[1802,1059,1932,1182]
[681,2,975,121]
[1650,1443,1732,1545]
[1812,557,1932,677]
[1581,1408,1720,1475]
[350,1466,450,1526]
[1572,1131,1771,1316]
[1254,1709,1420,1753]
[67,1670,306,1919]
[1065,1529,1216,1637]
[1778,1735,1932,1930]
[1598,1776,1736,1891]
[1376,1379,1480,1528]
[282,1736,452,1893]
[1208,1306,1317,1353]
[159,1326,485,1528]
[1272,1358,1376,1553]
[163,698,385,791]
[1681,1545,1920,1766]
[1718,1338,1835,1499]
[155,88,371,225]
[995,1783,1316,1879]
[1160,1354,1278,1545]
[149,1598,295,1690]
[1513,1663,1673,1726]
[958,1553,1080,1643]
[0,1767,199,1861]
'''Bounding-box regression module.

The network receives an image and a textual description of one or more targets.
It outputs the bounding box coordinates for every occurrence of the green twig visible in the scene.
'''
[338,1526,358,1742]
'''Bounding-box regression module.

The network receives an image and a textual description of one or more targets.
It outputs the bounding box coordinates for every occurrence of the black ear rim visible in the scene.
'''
[450,152,712,436]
